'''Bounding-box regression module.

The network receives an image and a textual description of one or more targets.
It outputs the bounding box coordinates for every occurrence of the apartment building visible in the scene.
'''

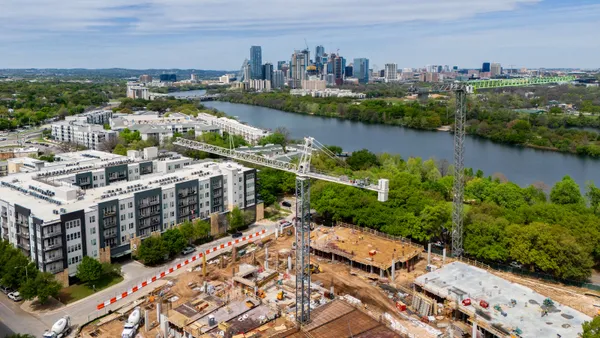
[64,110,113,125]
[196,113,270,145]
[51,121,117,150]
[0,148,257,280]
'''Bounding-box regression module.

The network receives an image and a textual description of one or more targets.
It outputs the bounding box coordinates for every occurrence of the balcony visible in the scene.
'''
[1,211,6,217]
[139,209,160,218]
[139,199,160,208]
[43,229,61,238]
[44,241,62,251]
[18,231,30,239]
[178,190,197,198]
[103,210,116,218]
[104,220,117,228]
[104,232,117,239]
[18,242,30,251]
[139,217,160,229]
[44,254,63,264]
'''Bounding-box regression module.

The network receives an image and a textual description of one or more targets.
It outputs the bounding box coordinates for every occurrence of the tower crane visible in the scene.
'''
[173,137,389,323]
[414,75,576,257]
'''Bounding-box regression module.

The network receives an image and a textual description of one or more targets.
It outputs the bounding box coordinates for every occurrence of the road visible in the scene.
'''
[0,220,286,336]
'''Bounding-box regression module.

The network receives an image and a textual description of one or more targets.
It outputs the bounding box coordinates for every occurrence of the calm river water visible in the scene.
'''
[200,101,599,188]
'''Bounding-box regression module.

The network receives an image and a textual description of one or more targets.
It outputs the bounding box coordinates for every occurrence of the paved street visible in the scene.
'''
[0,220,286,336]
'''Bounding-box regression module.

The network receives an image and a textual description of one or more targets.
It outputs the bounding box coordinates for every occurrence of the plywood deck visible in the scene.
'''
[311,226,420,268]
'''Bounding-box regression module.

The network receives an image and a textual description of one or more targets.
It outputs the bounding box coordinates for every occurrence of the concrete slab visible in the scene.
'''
[415,262,591,338]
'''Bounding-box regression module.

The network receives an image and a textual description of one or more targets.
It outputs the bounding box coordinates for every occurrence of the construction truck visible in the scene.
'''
[121,307,142,338]
[42,316,71,338]
[305,263,322,274]
[277,290,285,300]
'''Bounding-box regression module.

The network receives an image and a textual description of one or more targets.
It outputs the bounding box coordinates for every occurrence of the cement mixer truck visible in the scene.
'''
[121,306,142,338]
[42,316,72,338]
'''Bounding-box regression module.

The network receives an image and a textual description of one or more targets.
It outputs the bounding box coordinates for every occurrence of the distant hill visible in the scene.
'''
[0,68,236,80]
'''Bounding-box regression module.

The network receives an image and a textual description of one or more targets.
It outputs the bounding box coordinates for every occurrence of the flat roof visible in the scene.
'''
[0,157,248,223]
[311,226,421,267]
[415,262,591,338]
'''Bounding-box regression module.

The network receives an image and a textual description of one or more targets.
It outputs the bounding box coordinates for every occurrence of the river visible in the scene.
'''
[199,101,600,188]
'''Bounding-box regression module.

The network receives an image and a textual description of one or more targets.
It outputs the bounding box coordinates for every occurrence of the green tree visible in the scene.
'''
[162,229,187,257]
[113,144,127,155]
[137,236,168,265]
[194,219,211,239]
[582,316,600,338]
[19,272,61,304]
[258,132,287,150]
[228,207,245,232]
[346,149,379,171]
[179,220,196,244]
[76,256,103,285]
[550,176,584,205]
[586,181,600,213]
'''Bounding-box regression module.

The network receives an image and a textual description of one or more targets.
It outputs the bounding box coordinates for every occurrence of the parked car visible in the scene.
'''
[280,221,293,229]
[0,285,12,294]
[181,246,195,255]
[281,201,292,208]
[8,291,22,302]
[232,232,243,239]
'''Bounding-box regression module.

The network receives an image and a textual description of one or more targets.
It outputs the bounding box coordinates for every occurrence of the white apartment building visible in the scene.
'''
[0,148,258,278]
[111,112,222,144]
[51,121,117,150]
[196,113,271,144]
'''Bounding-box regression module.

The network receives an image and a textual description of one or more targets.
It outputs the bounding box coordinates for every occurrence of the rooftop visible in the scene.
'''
[311,226,421,267]
[415,262,591,338]
[0,151,248,223]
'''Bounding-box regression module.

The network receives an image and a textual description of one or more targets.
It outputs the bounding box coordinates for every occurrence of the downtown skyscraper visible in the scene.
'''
[290,49,310,89]
[250,46,263,80]
[354,58,370,84]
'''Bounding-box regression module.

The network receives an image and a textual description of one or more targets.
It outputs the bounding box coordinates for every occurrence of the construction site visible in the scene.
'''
[79,220,599,338]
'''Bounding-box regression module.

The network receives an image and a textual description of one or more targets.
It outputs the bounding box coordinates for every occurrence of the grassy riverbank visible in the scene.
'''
[220,91,600,158]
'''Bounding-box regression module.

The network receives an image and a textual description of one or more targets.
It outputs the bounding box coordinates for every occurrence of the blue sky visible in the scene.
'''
[0,0,598,69]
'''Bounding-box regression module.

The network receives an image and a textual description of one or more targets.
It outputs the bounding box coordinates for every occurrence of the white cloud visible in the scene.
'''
[0,0,541,35]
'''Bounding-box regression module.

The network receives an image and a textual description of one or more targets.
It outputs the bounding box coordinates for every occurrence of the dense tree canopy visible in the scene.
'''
[257,146,600,282]
[0,81,125,130]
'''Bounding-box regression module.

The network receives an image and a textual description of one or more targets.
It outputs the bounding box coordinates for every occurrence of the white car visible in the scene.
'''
[8,291,22,301]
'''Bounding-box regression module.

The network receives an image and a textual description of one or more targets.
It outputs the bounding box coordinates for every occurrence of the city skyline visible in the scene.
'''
[1,0,599,69]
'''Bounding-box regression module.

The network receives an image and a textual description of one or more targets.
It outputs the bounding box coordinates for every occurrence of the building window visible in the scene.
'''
[121,215,125,221]
[90,227,96,234]
[129,212,133,219]
[89,216,95,223]
[121,225,125,231]
[120,204,125,210]
[128,202,133,208]
[92,239,96,245]
[239,177,243,182]
[129,223,134,229]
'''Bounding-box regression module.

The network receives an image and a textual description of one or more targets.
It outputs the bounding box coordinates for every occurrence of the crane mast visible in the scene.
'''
[173,137,389,323]
[420,75,576,257]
